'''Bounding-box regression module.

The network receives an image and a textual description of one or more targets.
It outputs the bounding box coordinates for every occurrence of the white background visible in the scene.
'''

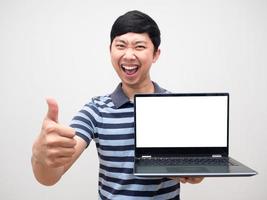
[136,96,228,147]
[0,0,266,199]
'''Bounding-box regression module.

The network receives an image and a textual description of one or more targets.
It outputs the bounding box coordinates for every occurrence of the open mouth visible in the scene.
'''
[121,64,139,76]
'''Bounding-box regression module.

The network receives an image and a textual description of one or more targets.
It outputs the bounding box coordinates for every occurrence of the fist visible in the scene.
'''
[32,98,77,168]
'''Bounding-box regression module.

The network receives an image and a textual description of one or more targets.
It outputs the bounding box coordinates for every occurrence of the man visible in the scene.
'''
[31,10,203,199]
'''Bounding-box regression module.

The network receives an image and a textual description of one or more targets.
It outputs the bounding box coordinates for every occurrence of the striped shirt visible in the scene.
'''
[70,82,180,200]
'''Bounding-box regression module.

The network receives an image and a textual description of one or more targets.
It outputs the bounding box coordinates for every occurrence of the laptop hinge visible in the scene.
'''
[212,154,222,158]
[141,155,152,158]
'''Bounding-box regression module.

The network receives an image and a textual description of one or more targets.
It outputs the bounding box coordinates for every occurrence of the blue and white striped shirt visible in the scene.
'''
[70,82,180,200]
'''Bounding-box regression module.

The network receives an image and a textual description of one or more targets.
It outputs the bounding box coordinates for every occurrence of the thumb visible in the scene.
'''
[46,98,59,122]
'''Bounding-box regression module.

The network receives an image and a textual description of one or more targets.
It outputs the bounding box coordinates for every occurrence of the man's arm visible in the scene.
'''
[31,98,87,186]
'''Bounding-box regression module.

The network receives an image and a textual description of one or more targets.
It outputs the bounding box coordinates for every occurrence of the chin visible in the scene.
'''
[121,79,140,87]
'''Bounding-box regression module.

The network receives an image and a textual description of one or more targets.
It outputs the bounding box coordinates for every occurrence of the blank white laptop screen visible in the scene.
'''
[135,96,228,148]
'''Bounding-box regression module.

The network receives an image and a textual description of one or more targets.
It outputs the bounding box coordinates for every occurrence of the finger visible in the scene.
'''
[57,137,77,148]
[47,135,77,148]
[179,177,188,183]
[187,177,204,184]
[170,177,185,183]
[48,147,76,157]
[186,177,203,184]
[46,156,73,168]
[57,125,76,139]
[46,98,59,122]
[44,123,76,139]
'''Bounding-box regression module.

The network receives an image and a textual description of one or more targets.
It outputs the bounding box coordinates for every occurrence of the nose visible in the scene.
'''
[123,48,136,60]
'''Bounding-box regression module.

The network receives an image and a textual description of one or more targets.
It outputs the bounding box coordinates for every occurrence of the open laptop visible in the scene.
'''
[133,93,257,177]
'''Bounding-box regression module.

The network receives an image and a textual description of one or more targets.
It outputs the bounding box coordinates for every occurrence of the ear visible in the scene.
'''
[109,44,112,53]
[152,48,161,63]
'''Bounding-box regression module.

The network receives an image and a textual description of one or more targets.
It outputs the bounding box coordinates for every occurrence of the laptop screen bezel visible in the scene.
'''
[134,93,229,157]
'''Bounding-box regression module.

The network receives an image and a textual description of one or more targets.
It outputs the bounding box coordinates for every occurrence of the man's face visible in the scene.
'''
[110,32,160,88]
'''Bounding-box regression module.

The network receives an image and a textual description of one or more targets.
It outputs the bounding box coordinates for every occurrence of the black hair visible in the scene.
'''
[110,10,161,51]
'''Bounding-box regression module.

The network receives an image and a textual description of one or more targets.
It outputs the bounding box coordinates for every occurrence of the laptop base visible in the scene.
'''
[134,157,257,177]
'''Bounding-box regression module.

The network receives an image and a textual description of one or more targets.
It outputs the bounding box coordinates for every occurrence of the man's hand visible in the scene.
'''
[171,177,204,184]
[32,98,77,168]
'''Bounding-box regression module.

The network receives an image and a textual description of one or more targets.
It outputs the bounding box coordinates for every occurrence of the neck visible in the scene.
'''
[122,81,155,100]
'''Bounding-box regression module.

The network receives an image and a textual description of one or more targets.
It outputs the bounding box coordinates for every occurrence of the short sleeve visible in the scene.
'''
[70,101,98,148]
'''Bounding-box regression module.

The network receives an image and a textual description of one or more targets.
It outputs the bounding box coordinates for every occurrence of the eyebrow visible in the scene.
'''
[114,39,127,44]
[114,39,147,45]
[135,41,147,45]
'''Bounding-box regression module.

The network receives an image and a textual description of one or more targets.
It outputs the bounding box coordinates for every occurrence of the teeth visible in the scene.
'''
[122,65,138,70]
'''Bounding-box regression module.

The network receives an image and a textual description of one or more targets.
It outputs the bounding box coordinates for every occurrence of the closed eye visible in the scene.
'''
[116,44,126,49]
[136,45,146,50]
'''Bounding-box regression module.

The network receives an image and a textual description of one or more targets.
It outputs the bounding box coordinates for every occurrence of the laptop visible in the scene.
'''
[133,93,257,177]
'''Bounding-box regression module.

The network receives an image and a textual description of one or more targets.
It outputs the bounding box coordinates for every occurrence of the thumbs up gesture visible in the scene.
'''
[32,98,77,168]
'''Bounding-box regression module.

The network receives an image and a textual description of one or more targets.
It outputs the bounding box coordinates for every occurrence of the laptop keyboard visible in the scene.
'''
[138,157,236,166]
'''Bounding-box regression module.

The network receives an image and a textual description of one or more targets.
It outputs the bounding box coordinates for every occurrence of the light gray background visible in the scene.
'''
[0,0,266,199]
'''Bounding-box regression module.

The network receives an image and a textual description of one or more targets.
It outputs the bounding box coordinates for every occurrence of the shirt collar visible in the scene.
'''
[110,82,166,109]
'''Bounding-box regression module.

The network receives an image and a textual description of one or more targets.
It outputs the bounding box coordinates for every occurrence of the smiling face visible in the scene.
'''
[110,32,160,92]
